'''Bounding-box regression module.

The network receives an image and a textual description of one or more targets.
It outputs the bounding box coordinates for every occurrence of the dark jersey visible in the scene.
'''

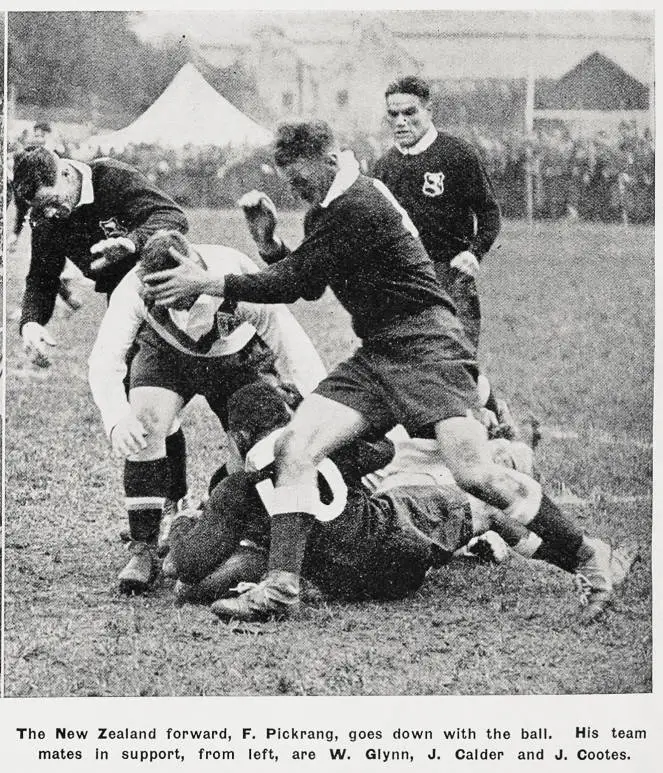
[21,157,188,330]
[224,174,454,340]
[373,133,501,266]
[170,434,473,601]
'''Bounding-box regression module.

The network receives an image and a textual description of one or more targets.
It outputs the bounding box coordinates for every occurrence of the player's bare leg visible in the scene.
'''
[213,394,371,620]
[434,415,617,622]
[118,387,184,594]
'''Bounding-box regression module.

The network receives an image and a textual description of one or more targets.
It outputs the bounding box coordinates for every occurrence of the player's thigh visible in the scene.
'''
[129,386,185,439]
[433,414,492,478]
[276,393,372,466]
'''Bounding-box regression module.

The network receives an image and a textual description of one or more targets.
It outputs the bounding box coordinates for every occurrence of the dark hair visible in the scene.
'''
[33,121,52,133]
[13,146,58,202]
[385,75,431,103]
[227,382,291,441]
[139,230,190,275]
[273,121,335,167]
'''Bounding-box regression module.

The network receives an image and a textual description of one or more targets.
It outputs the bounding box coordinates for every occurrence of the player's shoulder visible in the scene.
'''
[434,132,482,162]
[90,156,139,176]
[89,157,153,190]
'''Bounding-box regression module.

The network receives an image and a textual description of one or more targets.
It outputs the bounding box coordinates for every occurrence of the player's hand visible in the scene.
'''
[89,237,136,274]
[141,247,213,307]
[110,412,148,459]
[238,190,280,254]
[450,251,480,279]
[22,321,57,368]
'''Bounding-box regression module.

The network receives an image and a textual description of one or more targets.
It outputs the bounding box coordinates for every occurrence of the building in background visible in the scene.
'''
[158,10,653,138]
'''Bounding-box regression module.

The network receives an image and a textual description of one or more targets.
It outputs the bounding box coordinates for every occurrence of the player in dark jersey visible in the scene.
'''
[88,231,325,593]
[373,76,500,354]
[165,383,637,615]
[13,145,191,520]
[142,121,617,624]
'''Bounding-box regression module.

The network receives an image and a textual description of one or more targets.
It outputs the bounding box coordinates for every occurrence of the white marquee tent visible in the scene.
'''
[84,63,272,153]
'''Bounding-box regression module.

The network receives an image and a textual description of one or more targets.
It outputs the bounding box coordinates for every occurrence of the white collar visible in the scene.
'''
[67,159,94,206]
[320,149,360,208]
[396,125,438,156]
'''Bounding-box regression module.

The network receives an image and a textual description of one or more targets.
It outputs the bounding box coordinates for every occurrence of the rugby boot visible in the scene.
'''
[210,569,300,622]
[574,537,613,624]
[118,541,158,595]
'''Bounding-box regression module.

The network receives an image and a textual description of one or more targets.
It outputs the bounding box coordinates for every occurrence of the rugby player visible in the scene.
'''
[165,383,635,616]
[13,146,191,518]
[88,230,326,593]
[373,76,500,354]
[142,121,616,623]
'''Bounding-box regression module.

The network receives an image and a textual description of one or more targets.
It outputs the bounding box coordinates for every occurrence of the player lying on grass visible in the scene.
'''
[164,383,637,620]
[88,230,326,594]
[142,121,619,624]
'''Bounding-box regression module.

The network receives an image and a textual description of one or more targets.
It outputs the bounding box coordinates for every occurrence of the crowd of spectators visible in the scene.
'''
[462,121,654,224]
[8,120,654,224]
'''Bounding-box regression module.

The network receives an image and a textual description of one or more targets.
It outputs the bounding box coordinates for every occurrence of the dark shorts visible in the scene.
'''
[314,306,479,436]
[129,323,281,428]
[305,482,474,601]
[435,263,481,355]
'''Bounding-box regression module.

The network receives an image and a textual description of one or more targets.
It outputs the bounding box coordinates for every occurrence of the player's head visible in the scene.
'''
[273,121,339,205]
[32,121,52,146]
[138,230,199,310]
[227,382,293,457]
[385,76,433,149]
[14,146,80,225]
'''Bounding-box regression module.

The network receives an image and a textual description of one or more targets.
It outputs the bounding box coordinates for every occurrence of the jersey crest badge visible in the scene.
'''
[422,171,445,197]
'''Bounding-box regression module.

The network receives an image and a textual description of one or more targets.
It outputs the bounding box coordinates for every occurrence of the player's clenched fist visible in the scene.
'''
[89,236,137,275]
[22,321,57,368]
[237,190,281,256]
[110,411,148,459]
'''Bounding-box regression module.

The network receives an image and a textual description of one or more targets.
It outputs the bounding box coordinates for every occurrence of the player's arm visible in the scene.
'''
[90,168,189,273]
[464,146,501,261]
[20,223,68,331]
[20,223,70,366]
[117,169,189,250]
[143,226,331,307]
[88,271,146,442]
[236,300,327,397]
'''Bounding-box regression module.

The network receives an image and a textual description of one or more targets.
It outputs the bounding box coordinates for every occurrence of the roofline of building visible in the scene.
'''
[398,31,652,43]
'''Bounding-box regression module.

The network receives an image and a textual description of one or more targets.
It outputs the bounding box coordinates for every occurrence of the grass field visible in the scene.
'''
[3,211,653,696]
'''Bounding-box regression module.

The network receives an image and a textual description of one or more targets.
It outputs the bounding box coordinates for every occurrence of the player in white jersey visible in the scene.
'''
[88,230,326,594]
